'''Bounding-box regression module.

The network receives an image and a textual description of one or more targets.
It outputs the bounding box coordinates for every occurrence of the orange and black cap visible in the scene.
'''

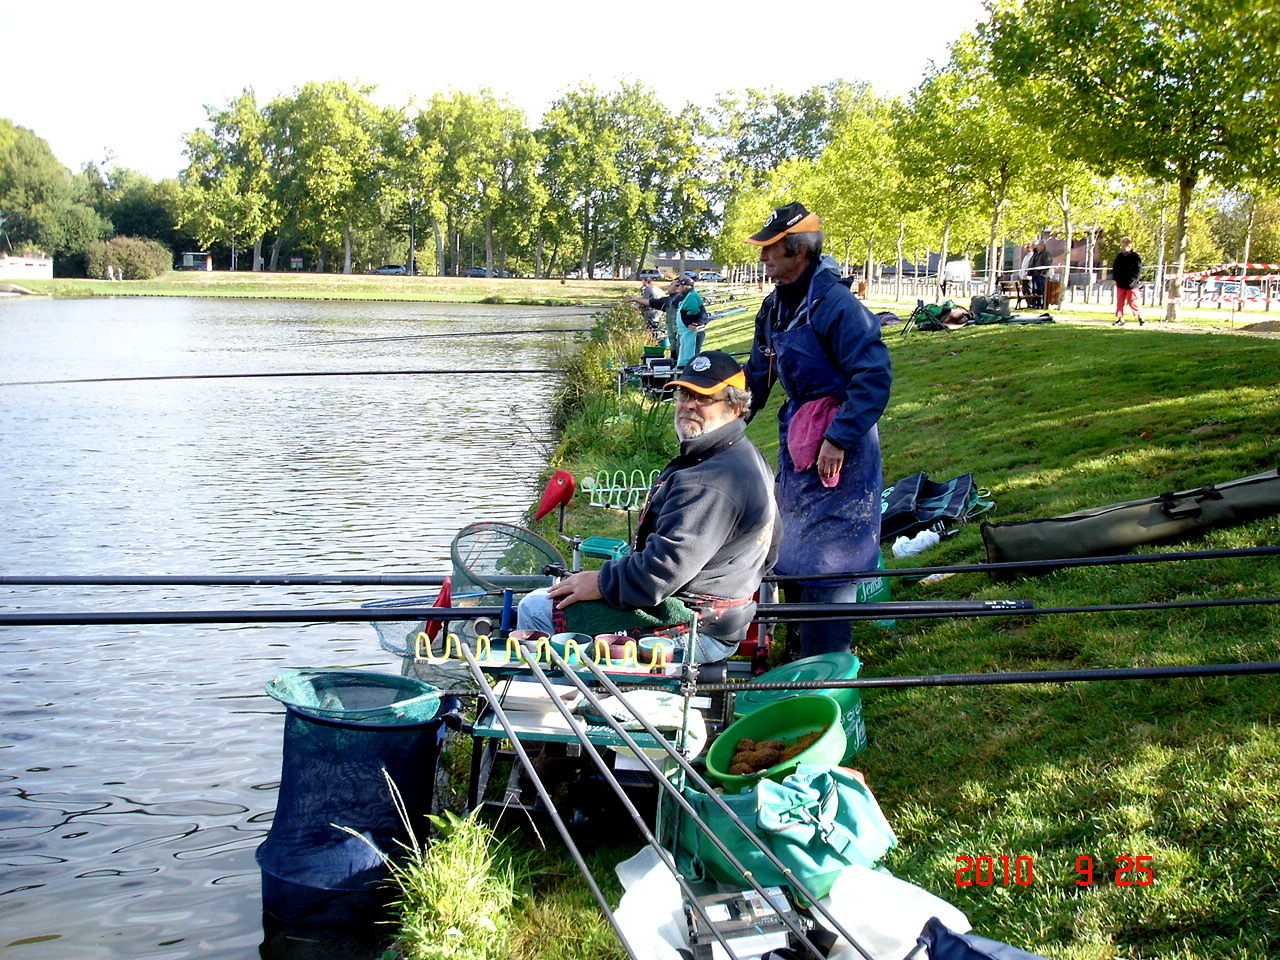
[745,201,822,246]
[669,350,747,396]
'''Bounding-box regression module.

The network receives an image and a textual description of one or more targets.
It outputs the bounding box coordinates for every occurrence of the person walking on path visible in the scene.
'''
[1111,237,1144,326]
[742,201,892,659]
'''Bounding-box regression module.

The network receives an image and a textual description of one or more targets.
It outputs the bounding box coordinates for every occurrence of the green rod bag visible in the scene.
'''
[981,466,1280,578]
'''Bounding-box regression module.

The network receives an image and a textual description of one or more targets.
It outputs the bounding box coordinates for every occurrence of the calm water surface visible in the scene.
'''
[0,296,592,958]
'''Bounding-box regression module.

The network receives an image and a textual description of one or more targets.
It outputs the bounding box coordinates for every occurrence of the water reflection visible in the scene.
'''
[0,297,591,958]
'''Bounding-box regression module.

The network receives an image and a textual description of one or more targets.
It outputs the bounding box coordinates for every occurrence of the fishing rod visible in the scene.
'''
[6,544,1276,588]
[762,544,1280,581]
[0,599,1028,628]
[0,574,454,587]
[453,639,643,960]
[299,327,593,347]
[8,594,1280,628]
[0,367,563,387]
[559,651,877,960]
[685,660,1280,692]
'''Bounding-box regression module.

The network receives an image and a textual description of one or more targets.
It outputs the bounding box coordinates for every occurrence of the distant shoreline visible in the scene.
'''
[12,272,644,306]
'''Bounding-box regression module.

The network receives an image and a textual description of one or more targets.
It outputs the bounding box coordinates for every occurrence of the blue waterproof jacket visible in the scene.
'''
[744,263,892,579]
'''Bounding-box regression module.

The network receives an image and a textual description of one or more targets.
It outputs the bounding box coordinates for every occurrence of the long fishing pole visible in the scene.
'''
[0,368,563,387]
[519,645,863,960]
[689,659,1280,692]
[0,599,1023,628]
[453,639,642,960]
[0,574,454,587]
[300,327,593,347]
[762,544,1280,581]
[8,595,1280,627]
[567,653,876,960]
[10,544,1277,588]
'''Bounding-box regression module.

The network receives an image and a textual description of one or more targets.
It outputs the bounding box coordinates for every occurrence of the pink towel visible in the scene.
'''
[787,396,843,487]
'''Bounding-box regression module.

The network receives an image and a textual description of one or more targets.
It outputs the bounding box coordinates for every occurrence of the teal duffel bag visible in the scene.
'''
[670,764,897,902]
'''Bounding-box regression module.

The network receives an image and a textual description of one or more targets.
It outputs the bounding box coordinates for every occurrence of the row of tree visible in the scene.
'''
[3,0,1278,320]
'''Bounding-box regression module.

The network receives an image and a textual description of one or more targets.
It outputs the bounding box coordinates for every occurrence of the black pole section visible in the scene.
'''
[753,595,1280,622]
[9,545,1276,588]
[689,660,1280,693]
[0,600,1021,627]
[0,368,562,387]
[301,327,593,346]
[0,605,502,626]
[0,574,452,587]
[513,648,814,960]
[8,594,1280,627]
[762,544,1280,581]
[453,640,641,960]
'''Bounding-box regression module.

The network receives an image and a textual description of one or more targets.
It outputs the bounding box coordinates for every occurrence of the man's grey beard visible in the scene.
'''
[674,412,705,440]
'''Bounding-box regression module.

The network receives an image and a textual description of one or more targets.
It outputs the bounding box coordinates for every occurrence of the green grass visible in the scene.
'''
[521,316,1280,959]
[845,323,1280,958]
[377,302,1280,959]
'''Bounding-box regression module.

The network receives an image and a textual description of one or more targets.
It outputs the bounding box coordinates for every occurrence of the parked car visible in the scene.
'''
[1208,281,1262,299]
[638,269,662,282]
[462,267,487,277]
[373,264,406,275]
[698,271,726,283]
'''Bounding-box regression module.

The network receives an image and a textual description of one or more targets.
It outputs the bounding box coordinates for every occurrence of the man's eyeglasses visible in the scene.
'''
[674,387,727,406]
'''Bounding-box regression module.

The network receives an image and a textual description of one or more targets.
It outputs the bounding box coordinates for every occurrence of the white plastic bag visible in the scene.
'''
[820,863,970,960]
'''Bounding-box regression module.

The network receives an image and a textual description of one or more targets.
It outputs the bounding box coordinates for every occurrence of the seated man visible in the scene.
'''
[518,350,779,664]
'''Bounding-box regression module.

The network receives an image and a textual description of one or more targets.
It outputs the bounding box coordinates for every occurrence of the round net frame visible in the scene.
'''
[449,521,565,599]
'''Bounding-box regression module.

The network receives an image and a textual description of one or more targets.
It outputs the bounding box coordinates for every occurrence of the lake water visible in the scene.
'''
[0,296,594,959]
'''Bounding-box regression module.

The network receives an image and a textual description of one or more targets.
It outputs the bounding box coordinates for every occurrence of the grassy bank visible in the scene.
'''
[464,306,1280,960]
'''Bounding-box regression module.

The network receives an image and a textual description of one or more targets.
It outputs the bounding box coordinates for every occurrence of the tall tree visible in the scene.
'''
[265,81,384,273]
[0,119,110,258]
[539,82,677,279]
[986,0,1280,320]
[902,34,1042,290]
[178,90,278,270]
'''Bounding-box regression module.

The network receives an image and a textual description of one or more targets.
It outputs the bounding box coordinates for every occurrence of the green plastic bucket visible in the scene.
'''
[705,693,845,793]
[733,652,866,759]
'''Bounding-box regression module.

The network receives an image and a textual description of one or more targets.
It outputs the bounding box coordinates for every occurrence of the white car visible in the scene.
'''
[698,271,726,283]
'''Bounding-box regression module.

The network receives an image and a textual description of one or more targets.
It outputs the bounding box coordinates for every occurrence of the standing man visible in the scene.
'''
[1028,239,1052,307]
[742,202,892,659]
[673,274,708,367]
[1111,237,1144,326]
[628,274,708,369]
[638,274,665,342]
[518,350,780,664]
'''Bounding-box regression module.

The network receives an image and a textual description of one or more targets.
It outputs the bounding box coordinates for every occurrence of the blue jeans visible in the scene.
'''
[783,580,864,658]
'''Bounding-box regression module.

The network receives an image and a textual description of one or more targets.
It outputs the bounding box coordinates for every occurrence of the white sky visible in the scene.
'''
[2,0,987,182]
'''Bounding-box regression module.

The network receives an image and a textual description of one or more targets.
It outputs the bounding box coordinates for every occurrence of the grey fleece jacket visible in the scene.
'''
[595,416,779,646]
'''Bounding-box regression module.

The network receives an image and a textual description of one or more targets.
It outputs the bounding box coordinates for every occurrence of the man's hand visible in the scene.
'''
[545,570,603,609]
[816,438,845,481]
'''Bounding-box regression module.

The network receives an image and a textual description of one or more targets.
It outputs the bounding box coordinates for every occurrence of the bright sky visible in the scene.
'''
[2,0,987,182]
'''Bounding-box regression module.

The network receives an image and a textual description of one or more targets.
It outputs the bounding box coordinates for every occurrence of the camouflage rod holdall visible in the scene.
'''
[981,466,1280,578]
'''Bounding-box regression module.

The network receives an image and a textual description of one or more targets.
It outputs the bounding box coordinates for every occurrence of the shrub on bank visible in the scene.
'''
[547,301,649,432]
[84,235,174,280]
